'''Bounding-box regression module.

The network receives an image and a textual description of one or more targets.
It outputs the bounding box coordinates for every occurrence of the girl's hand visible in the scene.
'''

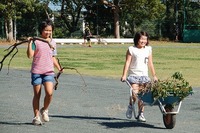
[46,38,52,43]
[59,68,64,73]
[153,75,158,82]
[27,37,33,41]
[121,76,126,82]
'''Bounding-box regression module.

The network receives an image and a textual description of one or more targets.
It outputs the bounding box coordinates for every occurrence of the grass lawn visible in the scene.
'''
[0,41,200,87]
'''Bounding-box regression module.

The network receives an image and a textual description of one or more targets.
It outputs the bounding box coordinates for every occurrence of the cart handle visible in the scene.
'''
[124,80,138,97]
[123,80,139,119]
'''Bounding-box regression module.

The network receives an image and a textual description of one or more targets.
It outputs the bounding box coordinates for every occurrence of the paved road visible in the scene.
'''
[0,69,199,133]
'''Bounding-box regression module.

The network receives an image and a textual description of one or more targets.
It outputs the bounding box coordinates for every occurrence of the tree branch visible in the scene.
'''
[54,58,87,90]
[0,37,54,73]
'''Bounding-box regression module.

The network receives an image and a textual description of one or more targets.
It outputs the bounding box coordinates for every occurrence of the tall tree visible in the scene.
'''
[59,0,84,36]
[0,0,37,41]
[100,0,121,38]
[17,1,52,37]
[120,0,165,37]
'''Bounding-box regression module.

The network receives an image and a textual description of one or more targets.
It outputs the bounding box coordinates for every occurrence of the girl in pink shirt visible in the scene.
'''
[27,19,62,125]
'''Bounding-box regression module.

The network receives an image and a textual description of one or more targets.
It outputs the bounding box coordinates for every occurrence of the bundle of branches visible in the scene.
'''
[139,72,193,100]
[0,38,86,90]
[0,37,53,72]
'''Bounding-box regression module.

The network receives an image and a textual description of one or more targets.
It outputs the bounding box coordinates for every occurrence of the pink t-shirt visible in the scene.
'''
[31,39,57,75]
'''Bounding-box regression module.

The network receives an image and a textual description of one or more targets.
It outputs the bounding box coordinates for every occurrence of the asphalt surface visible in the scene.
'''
[0,69,199,133]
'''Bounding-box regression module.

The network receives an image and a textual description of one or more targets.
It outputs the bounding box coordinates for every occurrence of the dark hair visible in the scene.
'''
[134,31,149,46]
[38,19,54,34]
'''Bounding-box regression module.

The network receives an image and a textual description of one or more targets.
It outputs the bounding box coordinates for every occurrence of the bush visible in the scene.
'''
[140,72,193,100]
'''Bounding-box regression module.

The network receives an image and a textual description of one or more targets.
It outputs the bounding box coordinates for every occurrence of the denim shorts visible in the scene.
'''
[31,73,54,86]
[127,76,151,84]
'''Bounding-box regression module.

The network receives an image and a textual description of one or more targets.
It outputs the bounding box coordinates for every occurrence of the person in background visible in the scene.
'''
[121,31,158,122]
[27,19,62,125]
[83,22,92,47]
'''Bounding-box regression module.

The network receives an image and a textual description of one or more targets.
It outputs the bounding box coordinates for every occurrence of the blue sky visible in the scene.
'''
[49,2,61,11]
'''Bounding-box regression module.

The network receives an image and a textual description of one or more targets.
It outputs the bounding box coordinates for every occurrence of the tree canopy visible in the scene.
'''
[0,0,200,41]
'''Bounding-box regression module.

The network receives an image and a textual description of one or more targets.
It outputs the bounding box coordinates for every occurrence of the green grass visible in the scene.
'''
[0,41,200,87]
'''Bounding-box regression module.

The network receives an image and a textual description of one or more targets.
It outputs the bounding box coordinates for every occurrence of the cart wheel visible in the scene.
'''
[163,104,176,129]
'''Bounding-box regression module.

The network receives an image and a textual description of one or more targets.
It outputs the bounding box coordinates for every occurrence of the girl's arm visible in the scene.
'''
[26,37,34,58]
[53,56,62,72]
[121,50,132,81]
[148,54,158,81]
[50,36,62,71]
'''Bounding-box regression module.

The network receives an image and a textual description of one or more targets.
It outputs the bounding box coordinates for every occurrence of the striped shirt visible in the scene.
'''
[31,39,57,75]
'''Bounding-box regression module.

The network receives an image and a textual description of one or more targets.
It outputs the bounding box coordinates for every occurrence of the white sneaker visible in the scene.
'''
[40,108,49,122]
[126,105,133,119]
[32,116,42,125]
[138,113,146,122]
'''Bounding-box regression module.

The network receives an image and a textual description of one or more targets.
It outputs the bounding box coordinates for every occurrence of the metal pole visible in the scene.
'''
[175,0,179,41]
[183,0,186,31]
[183,0,186,42]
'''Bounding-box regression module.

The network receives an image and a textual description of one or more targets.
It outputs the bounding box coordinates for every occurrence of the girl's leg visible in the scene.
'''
[131,84,139,104]
[138,99,144,113]
[32,85,42,117]
[40,82,53,122]
[83,38,86,46]
[126,83,139,119]
[43,81,54,110]
[89,40,91,47]
[131,84,144,112]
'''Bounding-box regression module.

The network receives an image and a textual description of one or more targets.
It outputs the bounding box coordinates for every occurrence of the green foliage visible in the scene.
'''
[121,0,166,36]
[0,0,36,19]
[150,72,193,100]
[185,1,200,26]
[1,0,200,40]
[60,0,84,35]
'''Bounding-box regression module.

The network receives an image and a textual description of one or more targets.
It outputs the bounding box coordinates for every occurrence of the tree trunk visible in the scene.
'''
[100,0,120,38]
[114,9,120,38]
[5,18,14,42]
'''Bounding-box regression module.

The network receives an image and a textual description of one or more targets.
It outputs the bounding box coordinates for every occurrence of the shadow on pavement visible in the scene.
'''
[50,115,165,129]
[0,121,32,126]
[50,115,125,121]
[98,121,165,129]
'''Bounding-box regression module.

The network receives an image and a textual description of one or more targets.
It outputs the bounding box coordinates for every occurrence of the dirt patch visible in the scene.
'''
[0,40,29,46]
[0,40,16,46]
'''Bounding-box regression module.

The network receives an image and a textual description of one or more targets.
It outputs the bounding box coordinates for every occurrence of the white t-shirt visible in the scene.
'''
[128,46,152,76]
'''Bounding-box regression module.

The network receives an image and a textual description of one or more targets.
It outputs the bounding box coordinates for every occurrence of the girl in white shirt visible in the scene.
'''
[121,31,158,122]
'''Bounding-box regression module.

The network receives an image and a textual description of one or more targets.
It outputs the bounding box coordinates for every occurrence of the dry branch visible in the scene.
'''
[54,58,87,90]
[0,37,53,73]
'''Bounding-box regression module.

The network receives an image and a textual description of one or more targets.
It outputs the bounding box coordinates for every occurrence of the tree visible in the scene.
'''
[1,0,199,40]
[184,1,200,26]
[0,0,56,40]
[59,0,85,37]
[100,0,121,38]
[51,0,166,39]
[0,0,36,41]
[83,0,121,38]
[120,0,165,37]
[17,0,53,38]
